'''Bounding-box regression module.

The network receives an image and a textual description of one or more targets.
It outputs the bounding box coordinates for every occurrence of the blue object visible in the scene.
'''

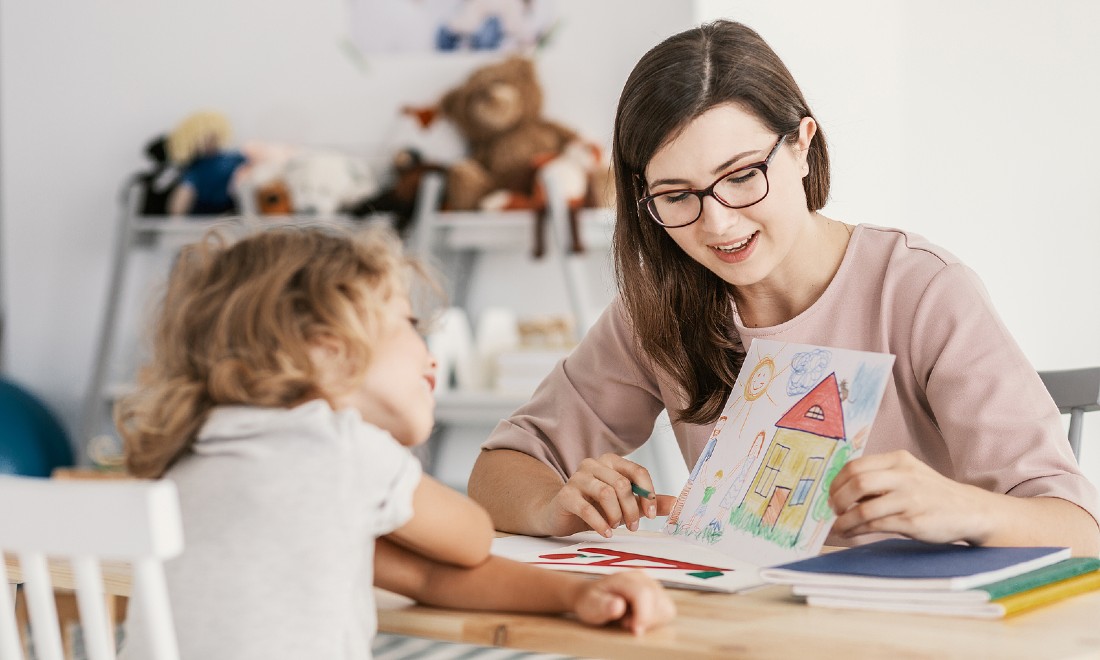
[436,16,504,51]
[0,378,74,476]
[180,151,246,215]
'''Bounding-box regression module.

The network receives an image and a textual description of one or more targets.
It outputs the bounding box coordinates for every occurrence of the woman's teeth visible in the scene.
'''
[714,232,755,253]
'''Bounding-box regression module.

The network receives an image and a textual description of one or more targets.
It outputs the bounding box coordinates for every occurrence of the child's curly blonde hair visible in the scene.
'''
[116,224,426,478]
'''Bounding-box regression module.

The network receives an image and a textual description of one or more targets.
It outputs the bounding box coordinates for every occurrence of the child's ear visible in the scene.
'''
[308,334,352,391]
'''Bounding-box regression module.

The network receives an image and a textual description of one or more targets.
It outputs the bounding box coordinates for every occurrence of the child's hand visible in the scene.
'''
[572,571,676,635]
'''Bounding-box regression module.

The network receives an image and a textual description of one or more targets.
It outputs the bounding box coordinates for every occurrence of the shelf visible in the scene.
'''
[431,206,614,251]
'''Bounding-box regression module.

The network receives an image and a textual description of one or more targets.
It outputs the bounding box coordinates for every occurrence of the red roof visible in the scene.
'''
[775,372,846,439]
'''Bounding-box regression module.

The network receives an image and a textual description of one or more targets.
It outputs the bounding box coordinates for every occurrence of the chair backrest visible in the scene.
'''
[0,476,183,660]
[1039,367,1100,462]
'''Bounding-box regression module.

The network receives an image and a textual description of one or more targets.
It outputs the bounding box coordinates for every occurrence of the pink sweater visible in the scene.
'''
[482,225,1100,525]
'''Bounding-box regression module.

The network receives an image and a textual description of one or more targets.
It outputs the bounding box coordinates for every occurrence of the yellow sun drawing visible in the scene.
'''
[723,347,790,439]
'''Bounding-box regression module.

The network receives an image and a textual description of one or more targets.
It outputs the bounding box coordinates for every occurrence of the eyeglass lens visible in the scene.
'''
[648,168,768,227]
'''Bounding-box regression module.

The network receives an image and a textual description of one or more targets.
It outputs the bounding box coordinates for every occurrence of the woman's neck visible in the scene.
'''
[733,215,852,329]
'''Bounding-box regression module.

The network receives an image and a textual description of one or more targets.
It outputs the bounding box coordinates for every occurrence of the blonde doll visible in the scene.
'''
[116,225,674,660]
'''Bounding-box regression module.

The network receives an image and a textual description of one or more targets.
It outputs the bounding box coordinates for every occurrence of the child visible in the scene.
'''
[116,225,675,659]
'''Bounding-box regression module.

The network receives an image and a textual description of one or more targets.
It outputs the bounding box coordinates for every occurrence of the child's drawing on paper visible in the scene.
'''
[665,339,894,566]
[513,537,765,592]
[666,417,724,527]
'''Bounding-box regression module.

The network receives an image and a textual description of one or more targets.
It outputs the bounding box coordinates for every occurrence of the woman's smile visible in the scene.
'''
[709,230,759,263]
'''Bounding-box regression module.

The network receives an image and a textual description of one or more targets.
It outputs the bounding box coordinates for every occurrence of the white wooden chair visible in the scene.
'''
[1039,367,1100,461]
[0,476,183,660]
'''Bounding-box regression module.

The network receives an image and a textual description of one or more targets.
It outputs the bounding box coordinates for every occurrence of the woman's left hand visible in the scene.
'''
[828,449,991,544]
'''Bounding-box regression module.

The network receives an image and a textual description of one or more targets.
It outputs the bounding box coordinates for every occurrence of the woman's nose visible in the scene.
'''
[698,194,742,232]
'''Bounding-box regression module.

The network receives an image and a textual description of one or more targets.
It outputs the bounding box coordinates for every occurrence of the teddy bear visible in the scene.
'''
[438,56,608,257]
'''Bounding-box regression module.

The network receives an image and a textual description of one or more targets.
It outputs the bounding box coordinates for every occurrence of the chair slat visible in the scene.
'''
[0,578,23,660]
[72,556,116,660]
[132,560,180,660]
[19,553,64,660]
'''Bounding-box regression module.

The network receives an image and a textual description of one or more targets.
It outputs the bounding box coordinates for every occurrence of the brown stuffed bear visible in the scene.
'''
[440,57,586,257]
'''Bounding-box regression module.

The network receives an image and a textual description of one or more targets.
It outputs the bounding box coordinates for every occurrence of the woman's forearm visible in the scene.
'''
[976,492,1100,556]
[467,449,565,536]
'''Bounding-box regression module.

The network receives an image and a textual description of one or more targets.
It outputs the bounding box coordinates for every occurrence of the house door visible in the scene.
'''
[762,487,790,527]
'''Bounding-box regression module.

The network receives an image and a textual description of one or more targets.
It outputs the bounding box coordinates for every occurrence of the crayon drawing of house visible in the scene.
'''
[731,373,846,545]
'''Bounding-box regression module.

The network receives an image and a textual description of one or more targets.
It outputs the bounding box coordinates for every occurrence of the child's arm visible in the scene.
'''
[386,474,495,568]
[375,536,676,635]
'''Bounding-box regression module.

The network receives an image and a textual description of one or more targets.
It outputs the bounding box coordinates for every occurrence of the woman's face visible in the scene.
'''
[643,104,815,290]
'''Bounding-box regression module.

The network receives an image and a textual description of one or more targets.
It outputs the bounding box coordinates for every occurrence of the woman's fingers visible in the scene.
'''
[598,454,662,522]
[549,454,669,536]
[555,483,617,537]
[654,494,676,517]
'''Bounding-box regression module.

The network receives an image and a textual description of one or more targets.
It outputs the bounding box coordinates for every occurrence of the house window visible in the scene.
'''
[755,443,789,498]
[789,457,825,506]
[804,405,825,421]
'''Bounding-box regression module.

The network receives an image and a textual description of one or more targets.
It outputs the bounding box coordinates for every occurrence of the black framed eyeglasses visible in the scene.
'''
[638,135,787,228]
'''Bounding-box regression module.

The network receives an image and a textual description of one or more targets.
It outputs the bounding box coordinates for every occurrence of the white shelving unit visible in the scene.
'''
[407,171,616,478]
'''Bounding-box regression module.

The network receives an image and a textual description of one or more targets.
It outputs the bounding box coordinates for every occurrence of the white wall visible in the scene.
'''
[696,0,1100,482]
[0,0,693,456]
[3,0,1099,488]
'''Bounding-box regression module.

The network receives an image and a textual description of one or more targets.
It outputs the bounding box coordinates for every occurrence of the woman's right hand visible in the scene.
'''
[541,453,675,537]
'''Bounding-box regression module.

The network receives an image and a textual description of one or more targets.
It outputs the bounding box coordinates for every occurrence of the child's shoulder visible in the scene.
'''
[195,400,402,459]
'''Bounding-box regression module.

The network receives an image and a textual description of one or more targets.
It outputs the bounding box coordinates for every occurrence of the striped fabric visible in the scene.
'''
[372,633,579,660]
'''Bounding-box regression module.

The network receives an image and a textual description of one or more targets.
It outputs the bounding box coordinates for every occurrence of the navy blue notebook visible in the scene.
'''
[758,539,1070,591]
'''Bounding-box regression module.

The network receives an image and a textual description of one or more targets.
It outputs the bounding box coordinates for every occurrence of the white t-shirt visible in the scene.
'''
[120,400,422,660]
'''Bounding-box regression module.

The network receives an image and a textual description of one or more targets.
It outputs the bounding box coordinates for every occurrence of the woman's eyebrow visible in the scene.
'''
[649,147,767,188]
[711,147,765,176]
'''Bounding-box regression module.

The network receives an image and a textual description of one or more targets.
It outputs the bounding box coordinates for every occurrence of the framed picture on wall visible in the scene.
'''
[348,0,559,55]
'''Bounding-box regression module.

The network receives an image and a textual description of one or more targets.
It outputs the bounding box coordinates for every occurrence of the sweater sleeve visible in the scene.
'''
[909,263,1100,526]
[480,298,668,481]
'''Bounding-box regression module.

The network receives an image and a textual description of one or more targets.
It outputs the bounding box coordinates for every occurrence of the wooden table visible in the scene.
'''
[9,553,1100,659]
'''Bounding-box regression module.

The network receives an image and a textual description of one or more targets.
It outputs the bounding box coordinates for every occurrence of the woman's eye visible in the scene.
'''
[725,170,758,185]
[408,316,421,330]
[661,192,693,204]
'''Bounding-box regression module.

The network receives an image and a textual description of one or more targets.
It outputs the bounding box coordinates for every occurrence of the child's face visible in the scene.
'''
[333,294,437,446]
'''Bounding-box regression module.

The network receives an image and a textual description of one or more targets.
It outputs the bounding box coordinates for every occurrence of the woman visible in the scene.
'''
[467,20,1100,554]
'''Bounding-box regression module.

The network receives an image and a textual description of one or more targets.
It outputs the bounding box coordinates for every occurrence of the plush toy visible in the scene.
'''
[254,180,294,215]
[440,56,575,212]
[281,149,380,216]
[346,147,446,236]
[132,135,181,215]
[438,56,610,257]
[166,111,247,216]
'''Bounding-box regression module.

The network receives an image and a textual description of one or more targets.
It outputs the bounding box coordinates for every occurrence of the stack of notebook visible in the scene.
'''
[759,538,1100,619]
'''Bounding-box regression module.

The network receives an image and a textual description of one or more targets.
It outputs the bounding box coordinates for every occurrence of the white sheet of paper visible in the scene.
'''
[665,339,895,567]
[497,532,763,593]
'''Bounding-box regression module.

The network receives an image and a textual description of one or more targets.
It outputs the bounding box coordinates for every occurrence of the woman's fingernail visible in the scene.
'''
[648,505,656,518]
[629,520,639,532]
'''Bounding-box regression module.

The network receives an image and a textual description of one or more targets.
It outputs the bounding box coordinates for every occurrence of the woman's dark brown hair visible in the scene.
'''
[611,20,830,425]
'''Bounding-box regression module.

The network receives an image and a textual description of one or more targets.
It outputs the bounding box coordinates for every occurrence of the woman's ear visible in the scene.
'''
[796,117,818,177]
